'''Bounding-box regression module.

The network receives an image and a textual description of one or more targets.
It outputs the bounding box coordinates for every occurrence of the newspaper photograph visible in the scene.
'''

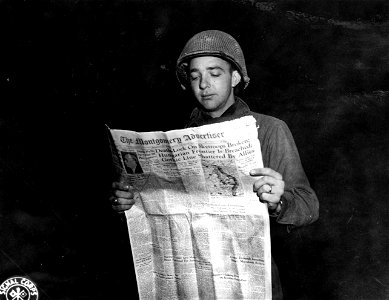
[107,116,272,299]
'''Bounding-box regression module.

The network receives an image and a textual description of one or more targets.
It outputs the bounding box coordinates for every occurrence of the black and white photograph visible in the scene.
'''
[0,0,388,299]
[121,151,143,174]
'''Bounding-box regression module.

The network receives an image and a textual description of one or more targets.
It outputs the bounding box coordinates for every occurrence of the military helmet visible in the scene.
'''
[176,30,250,89]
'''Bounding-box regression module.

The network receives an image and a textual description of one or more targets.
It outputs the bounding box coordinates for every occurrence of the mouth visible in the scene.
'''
[201,94,214,100]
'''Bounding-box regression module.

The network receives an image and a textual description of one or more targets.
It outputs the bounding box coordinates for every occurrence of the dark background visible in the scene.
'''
[0,0,388,299]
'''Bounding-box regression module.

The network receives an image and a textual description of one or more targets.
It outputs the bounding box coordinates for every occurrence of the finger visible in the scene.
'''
[267,202,278,210]
[259,185,284,197]
[112,181,132,191]
[113,197,136,205]
[253,176,283,192]
[112,204,134,212]
[259,192,281,204]
[113,189,134,199]
[256,185,283,200]
[109,195,134,206]
[256,184,272,195]
[250,168,282,180]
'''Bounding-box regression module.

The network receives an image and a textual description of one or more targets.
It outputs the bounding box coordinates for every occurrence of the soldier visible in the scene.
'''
[110,30,319,299]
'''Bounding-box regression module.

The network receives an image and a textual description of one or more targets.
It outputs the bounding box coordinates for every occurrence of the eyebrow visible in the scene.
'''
[190,66,225,73]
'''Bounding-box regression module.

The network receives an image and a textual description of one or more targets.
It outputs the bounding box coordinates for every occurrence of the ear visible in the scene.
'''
[179,62,189,90]
[231,70,241,88]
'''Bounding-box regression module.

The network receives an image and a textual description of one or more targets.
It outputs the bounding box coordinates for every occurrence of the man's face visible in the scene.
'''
[124,154,137,170]
[189,56,241,118]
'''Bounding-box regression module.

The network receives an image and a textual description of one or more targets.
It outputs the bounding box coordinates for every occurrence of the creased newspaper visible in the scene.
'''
[107,116,272,300]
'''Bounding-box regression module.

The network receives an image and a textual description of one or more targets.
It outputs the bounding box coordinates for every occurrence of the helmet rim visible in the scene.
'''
[176,30,250,90]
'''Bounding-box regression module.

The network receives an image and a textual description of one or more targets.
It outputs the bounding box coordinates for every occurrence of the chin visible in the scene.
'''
[202,104,218,112]
[199,100,217,109]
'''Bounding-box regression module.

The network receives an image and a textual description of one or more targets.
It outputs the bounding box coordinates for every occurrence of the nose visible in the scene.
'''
[199,75,210,90]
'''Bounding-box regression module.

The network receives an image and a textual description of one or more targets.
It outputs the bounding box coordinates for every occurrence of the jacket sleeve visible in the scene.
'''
[261,120,319,228]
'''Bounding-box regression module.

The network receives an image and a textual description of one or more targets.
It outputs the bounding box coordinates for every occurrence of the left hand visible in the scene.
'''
[250,168,285,211]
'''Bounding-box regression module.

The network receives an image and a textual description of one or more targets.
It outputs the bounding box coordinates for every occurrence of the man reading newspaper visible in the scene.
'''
[110,30,319,299]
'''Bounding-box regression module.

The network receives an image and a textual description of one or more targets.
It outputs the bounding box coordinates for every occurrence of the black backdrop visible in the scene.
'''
[0,0,388,299]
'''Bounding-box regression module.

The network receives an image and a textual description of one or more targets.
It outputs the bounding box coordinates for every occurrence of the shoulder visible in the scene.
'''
[236,98,288,130]
[246,110,297,151]
[248,111,290,133]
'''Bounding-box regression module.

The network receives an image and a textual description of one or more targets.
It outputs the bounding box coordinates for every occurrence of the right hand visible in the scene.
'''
[110,181,138,213]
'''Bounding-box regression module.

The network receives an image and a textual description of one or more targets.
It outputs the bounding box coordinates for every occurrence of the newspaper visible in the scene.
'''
[107,116,272,300]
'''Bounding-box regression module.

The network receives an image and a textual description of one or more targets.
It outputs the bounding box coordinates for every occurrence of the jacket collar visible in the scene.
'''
[187,97,251,127]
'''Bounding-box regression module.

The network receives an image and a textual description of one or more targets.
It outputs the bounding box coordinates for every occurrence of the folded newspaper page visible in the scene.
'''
[108,116,272,299]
